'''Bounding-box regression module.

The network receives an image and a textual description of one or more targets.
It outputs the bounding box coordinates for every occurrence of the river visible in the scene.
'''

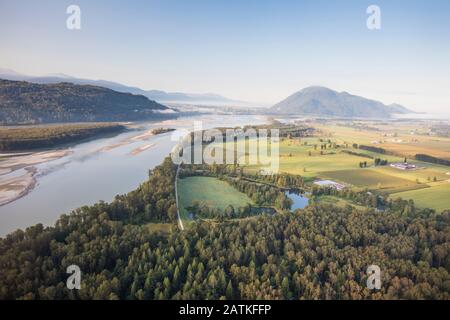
[0,115,269,237]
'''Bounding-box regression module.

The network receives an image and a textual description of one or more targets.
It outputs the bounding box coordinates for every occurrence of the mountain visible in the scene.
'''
[271,86,414,118]
[0,79,172,125]
[0,69,239,105]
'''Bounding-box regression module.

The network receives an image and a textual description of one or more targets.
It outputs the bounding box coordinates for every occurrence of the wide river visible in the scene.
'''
[0,115,269,237]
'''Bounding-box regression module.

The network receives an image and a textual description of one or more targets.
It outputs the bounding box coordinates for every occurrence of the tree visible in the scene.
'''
[226,281,234,300]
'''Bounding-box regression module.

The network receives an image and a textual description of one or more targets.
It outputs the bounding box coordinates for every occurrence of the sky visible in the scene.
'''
[0,0,449,112]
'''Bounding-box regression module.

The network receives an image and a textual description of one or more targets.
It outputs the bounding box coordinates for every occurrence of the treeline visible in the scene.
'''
[187,202,267,220]
[223,176,292,210]
[0,202,448,299]
[151,128,176,135]
[311,185,436,217]
[342,150,374,159]
[0,123,126,151]
[415,154,450,167]
[180,163,305,190]
[358,145,387,154]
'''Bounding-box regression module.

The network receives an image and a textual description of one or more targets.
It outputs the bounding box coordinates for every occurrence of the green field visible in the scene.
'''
[314,195,367,210]
[177,176,253,224]
[321,168,418,189]
[392,183,450,212]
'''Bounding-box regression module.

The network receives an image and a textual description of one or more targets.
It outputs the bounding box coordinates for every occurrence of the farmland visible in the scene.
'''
[392,183,450,212]
[222,120,450,212]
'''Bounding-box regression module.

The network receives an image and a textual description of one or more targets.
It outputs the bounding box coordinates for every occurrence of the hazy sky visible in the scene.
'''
[0,0,449,112]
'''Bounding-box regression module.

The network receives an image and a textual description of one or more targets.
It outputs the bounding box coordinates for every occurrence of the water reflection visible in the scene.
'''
[285,191,309,210]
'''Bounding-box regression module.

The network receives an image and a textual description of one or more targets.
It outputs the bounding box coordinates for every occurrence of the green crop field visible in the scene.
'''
[392,183,450,212]
[177,176,253,223]
[321,168,415,189]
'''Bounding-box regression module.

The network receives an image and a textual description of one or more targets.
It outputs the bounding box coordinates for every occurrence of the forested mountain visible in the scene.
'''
[0,158,448,300]
[271,86,413,118]
[0,69,239,106]
[0,79,173,124]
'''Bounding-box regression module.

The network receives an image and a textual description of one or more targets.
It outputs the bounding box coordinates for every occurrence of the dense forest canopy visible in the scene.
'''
[0,158,449,300]
[0,123,126,151]
[0,79,171,124]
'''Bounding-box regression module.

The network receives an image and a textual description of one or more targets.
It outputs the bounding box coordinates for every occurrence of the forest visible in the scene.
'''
[0,79,171,124]
[0,123,126,151]
[0,157,449,300]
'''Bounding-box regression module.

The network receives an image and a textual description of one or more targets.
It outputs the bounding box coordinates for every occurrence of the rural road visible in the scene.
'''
[175,164,184,231]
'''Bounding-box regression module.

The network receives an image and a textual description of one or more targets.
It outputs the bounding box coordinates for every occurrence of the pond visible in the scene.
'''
[285,191,309,210]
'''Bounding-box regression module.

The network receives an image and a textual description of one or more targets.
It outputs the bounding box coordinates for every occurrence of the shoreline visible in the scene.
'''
[0,167,38,207]
[0,150,72,207]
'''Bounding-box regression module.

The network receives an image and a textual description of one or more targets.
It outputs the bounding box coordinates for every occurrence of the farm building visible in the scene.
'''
[390,162,417,170]
[314,180,346,190]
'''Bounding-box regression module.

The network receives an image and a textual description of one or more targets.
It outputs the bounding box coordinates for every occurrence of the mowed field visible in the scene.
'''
[321,169,417,189]
[177,176,253,223]
[392,183,450,212]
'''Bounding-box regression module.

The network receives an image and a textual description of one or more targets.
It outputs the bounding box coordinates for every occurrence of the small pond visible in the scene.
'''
[285,191,310,210]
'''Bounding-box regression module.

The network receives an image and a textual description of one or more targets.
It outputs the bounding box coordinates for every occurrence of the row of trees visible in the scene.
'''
[415,154,450,167]
[187,202,259,220]
[310,185,434,218]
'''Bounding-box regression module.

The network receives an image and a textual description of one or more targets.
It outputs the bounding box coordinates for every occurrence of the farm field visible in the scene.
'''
[313,195,367,211]
[177,176,253,224]
[392,183,450,212]
[321,169,415,189]
[315,123,450,160]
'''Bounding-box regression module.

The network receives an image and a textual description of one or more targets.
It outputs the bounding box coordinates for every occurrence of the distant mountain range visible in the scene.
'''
[0,68,239,105]
[271,86,413,118]
[0,79,171,125]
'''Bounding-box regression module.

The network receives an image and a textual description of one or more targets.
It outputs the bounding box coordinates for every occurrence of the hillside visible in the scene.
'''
[0,69,240,106]
[271,86,413,118]
[0,79,172,124]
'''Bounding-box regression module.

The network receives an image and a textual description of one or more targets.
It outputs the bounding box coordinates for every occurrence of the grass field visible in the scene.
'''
[177,176,253,224]
[314,195,367,210]
[321,168,416,189]
[392,183,450,212]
